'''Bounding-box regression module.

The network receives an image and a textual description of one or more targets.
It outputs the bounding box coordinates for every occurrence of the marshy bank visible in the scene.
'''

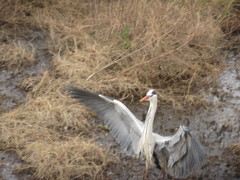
[0,0,240,179]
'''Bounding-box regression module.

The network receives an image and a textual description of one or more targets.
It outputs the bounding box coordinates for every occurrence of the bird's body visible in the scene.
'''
[136,90,157,170]
[67,86,205,179]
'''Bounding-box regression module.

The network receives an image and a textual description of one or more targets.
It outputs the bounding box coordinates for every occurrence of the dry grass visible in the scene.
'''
[19,139,108,180]
[40,0,227,108]
[1,73,109,179]
[0,0,239,179]
[0,43,35,71]
[225,143,240,177]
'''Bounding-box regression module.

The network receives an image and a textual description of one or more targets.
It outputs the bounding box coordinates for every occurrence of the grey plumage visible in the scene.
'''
[67,86,205,178]
[67,86,144,155]
[154,126,205,178]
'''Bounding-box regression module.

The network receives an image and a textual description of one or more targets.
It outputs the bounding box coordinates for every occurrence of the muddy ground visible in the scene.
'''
[0,30,240,180]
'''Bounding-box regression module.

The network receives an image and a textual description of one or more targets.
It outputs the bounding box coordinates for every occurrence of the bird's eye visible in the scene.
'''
[152,91,157,95]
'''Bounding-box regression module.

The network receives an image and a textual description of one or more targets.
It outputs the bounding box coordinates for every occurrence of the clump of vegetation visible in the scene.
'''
[117,26,132,49]
[0,0,239,179]
[0,43,35,71]
[225,143,240,178]
[38,0,229,108]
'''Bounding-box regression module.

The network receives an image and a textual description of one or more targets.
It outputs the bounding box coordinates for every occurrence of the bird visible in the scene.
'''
[67,86,205,179]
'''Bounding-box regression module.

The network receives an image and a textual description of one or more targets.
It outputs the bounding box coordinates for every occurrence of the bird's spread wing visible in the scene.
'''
[67,86,144,155]
[154,125,205,178]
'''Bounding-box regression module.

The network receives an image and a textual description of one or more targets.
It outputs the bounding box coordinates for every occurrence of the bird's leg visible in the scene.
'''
[161,169,167,180]
[161,169,165,180]
[143,163,149,180]
[143,169,148,179]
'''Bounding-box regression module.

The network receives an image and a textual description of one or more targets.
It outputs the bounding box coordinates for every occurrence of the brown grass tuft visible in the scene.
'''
[0,43,35,71]
[19,139,108,180]
[225,143,240,177]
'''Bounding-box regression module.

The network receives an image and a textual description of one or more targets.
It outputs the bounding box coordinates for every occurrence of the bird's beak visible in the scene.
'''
[139,95,151,102]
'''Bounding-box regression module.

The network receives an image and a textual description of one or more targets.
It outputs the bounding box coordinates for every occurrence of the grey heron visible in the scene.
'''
[67,86,205,179]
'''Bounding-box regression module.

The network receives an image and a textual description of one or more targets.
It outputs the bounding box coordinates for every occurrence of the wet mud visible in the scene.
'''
[0,29,240,179]
[0,29,51,111]
[0,29,51,180]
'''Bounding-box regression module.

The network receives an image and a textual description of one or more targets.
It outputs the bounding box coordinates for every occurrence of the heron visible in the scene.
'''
[67,86,205,179]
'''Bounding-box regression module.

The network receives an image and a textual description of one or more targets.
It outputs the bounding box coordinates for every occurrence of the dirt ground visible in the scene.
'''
[0,28,240,180]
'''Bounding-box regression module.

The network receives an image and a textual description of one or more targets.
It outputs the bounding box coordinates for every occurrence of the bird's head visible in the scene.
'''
[139,89,157,102]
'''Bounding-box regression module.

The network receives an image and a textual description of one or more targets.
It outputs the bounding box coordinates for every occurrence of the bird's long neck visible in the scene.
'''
[138,98,157,167]
[144,99,157,142]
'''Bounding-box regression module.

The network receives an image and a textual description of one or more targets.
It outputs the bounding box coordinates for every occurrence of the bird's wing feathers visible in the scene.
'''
[154,125,205,178]
[67,86,143,155]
